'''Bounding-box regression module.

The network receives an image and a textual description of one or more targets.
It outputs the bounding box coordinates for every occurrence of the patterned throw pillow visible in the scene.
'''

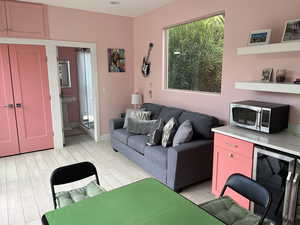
[123,109,146,128]
[123,109,151,128]
[162,117,178,148]
[136,111,151,121]
[147,119,164,146]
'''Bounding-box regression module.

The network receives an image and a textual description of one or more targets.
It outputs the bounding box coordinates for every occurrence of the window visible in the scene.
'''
[165,14,224,93]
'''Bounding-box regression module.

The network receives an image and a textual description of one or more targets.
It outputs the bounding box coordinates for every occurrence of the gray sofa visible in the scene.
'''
[109,103,219,191]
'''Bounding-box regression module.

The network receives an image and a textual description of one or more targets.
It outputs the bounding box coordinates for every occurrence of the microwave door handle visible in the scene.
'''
[256,110,262,130]
[287,172,300,225]
[282,171,294,225]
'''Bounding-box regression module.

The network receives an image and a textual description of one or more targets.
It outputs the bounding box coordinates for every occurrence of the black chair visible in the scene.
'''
[50,161,100,209]
[201,173,272,225]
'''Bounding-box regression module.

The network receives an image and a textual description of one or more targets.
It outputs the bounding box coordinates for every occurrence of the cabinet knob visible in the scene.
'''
[226,142,238,148]
[228,153,234,158]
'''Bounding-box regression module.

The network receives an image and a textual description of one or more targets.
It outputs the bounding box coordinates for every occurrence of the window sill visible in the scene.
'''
[163,88,221,96]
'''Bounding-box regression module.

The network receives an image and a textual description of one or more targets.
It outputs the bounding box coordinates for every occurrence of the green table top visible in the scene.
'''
[44,178,225,225]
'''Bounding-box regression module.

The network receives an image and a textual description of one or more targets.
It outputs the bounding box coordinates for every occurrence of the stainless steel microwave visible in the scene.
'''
[230,100,289,133]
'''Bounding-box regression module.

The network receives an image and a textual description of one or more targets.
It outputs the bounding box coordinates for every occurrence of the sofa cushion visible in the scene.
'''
[144,146,168,169]
[112,128,133,144]
[178,111,219,139]
[141,103,164,120]
[128,135,148,155]
[158,107,183,123]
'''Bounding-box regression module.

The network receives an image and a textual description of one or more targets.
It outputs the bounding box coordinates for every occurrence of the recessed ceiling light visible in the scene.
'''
[110,1,120,5]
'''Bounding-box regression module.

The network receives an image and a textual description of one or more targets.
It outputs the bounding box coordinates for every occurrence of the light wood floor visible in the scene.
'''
[0,135,214,225]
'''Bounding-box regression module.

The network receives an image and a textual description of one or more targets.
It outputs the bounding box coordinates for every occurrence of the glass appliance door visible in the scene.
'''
[230,104,261,130]
[253,147,295,225]
[287,160,300,225]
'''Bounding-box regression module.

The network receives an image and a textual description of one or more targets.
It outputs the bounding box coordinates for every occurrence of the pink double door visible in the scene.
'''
[0,44,53,156]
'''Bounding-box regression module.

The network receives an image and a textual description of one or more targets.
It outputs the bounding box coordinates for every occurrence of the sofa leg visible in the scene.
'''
[113,149,118,152]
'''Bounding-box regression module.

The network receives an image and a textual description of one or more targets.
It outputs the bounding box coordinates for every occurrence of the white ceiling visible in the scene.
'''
[18,0,177,17]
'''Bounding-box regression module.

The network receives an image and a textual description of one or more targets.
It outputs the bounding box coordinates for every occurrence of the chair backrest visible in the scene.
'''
[50,161,99,209]
[220,173,271,224]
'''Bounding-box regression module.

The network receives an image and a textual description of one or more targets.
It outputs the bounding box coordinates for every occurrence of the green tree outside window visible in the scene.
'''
[166,14,224,93]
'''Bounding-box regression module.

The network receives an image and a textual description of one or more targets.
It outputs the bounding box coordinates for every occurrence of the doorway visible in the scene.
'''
[57,47,95,143]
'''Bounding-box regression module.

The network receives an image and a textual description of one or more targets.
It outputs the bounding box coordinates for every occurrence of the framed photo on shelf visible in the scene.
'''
[282,19,300,42]
[248,29,271,46]
[261,68,273,82]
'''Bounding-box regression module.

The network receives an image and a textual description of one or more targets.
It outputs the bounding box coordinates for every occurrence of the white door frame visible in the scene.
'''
[0,37,100,149]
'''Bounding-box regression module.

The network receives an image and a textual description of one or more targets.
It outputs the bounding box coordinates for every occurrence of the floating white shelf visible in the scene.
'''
[235,81,300,94]
[237,42,300,55]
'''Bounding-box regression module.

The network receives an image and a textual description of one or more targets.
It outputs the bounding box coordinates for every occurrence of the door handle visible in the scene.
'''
[4,104,14,108]
[15,103,22,108]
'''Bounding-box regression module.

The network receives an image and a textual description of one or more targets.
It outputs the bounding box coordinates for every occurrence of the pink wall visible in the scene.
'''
[57,47,80,123]
[48,6,134,134]
[133,0,300,125]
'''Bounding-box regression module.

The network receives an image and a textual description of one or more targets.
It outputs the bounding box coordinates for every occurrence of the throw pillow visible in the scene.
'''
[162,117,178,148]
[136,111,151,120]
[123,108,146,128]
[147,119,165,146]
[127,118,157,135]
[172,120,193,147]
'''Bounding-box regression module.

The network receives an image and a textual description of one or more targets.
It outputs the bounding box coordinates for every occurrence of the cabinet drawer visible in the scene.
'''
[214,133,254,158]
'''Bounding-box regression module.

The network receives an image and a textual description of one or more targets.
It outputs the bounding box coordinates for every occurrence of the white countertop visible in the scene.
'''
[212,125,300,157]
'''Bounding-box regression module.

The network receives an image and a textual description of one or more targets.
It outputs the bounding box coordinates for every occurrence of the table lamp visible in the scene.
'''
[131,93,141,109]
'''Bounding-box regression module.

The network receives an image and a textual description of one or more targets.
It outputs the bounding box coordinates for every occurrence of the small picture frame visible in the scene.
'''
[248,29,272,46]
[261,68,273,82]
[282,19,300,42]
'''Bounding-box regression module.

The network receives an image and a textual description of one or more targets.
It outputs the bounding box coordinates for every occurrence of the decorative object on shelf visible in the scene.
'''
[108,48,125,72]
[282,19,300,42]
[294,78,300,84]
[248,29,271,46]
[261,68,273,82]
[276,69,287,83]
[141,43,154,77]
[131,93,142,109]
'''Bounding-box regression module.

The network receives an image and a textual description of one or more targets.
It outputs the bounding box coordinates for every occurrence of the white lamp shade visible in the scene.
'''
[131,94,141,105]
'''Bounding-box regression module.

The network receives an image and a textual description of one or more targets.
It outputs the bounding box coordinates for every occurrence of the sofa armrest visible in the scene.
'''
[109,118,125,133]
[167,140,213,191]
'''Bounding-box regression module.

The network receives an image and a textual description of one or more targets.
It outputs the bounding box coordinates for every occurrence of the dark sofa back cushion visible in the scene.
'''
[142,103,163,120]
[158,107,183,123]
[178,111,219,140]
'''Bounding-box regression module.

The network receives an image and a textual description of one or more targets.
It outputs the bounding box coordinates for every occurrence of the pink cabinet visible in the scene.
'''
[4,1,49,39]
[212,133,254,209]
[0,1,7,37]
